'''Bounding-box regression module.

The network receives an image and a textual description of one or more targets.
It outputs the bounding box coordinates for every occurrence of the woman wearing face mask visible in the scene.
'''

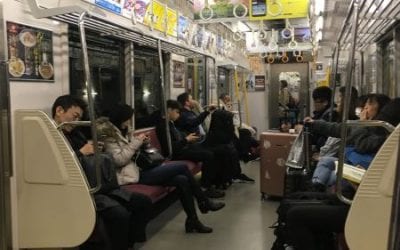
[359,93,391,120]
[308,93,391,191]
[97,104,225,234]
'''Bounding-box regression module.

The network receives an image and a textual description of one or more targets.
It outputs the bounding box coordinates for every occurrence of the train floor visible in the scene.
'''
[136,160,279,250]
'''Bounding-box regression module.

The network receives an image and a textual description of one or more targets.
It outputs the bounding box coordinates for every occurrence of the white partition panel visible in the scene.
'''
[345,124,400,250]
[14,110,95,248]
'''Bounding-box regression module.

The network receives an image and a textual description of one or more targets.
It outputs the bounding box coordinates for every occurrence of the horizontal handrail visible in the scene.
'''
[337,120,395,205]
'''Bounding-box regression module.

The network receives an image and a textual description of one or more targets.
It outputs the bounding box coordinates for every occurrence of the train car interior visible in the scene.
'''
[0,0,400,249]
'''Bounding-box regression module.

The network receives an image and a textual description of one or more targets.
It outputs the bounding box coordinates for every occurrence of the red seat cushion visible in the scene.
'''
[121,184,174,203]
[127,128,202,203]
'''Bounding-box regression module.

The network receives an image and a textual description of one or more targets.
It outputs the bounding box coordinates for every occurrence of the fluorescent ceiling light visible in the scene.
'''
[314,0,325,15]
[237,21,250,32]
[316,30,323,41]
[316,15,324,31]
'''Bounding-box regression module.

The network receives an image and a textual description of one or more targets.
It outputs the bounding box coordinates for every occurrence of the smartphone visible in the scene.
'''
[252,0,266,17]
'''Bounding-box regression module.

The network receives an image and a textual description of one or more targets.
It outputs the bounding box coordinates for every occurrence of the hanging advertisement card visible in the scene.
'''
[7,22,54,81]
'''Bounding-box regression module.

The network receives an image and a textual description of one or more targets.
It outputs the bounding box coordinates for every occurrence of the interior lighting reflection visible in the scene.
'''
[143,89,151,98]
[314,0,325,15]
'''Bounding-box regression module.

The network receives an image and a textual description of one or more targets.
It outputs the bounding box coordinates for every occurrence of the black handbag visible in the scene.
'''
[135,146,165,171]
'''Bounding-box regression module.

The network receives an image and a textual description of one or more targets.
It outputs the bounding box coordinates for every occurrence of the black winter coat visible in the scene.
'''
[312,120,389,154]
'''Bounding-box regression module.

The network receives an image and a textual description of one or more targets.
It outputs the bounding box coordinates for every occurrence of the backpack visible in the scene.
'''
[270,192,338,250]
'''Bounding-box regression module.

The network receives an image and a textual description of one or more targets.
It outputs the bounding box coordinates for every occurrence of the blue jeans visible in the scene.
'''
[312,156,338,187]
[139,162,206,219]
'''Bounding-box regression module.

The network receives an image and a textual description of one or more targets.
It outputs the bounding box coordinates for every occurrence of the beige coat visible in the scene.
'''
[96,117,143,185]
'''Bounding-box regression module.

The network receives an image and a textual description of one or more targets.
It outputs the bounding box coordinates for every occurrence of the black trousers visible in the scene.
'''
[174,143,217,187]
[207,143,241,184]
[139,162,207,220]
[99,193,152,250]
[286,203,349,250]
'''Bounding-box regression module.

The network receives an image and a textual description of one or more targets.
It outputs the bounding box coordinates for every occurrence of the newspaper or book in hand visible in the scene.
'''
[335,161,366,184]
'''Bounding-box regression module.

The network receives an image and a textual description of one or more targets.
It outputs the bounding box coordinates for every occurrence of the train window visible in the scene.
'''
[68,26,125,117]
[186,57,207,106]
[382,40,395,98]
[268,64,309,129]
[133,46,163,129]
[277,72,301,126]
[218,67,230,98]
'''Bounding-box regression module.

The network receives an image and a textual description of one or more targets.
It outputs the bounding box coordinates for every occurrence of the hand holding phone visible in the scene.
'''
[186,133,200,143]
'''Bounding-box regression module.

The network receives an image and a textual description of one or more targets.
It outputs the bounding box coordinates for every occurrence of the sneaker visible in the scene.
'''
[233,173,255,183]
[204,187,225,198]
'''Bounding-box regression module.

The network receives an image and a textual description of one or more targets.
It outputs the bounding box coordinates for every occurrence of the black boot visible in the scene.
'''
[198,199,225,214]
[185,218,213,233]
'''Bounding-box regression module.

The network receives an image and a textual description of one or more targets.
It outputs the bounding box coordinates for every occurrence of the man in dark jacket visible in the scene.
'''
[52,95,151,250]
[156,100,225,198]
[311,86,338,150]
[175,92,214,136]
[175,93,254,183]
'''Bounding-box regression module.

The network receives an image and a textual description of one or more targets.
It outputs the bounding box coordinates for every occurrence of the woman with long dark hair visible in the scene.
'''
[97,104,225,234]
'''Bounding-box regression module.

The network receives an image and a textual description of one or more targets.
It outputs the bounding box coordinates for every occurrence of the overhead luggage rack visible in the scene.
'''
[26,1,209,59]
[329,0,400,51]
[51,13,204,58]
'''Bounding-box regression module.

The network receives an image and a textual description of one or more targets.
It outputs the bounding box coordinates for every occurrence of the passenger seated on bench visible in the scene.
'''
[156,100,225,198]
[175,92,215,139]
[310,86,338,150]
[99,104,225,234]
[286,99,400,250]
[312,86,359,163]
[219,93,260,163]
[177,92,254,184]
[52,95,152,250]
[308,96,397,191]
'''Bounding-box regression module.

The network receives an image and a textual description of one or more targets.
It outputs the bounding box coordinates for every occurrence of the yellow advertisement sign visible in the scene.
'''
[167,8,178,37]
[249,0,309,21]
[144,0,166,32]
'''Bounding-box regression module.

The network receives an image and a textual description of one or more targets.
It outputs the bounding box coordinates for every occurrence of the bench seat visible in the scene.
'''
[121,128,202,203]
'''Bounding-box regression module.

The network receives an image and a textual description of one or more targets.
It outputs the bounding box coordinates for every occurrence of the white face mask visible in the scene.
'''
[355,107,362,117]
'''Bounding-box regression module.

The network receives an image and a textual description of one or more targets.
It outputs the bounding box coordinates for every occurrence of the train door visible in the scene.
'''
[269,63,309,129]
[217,67,230,99]
[0,63,12,250]
[133,46,164,128]
[68,26,125,117]
[0,7,12,249]
[186,57,206,106]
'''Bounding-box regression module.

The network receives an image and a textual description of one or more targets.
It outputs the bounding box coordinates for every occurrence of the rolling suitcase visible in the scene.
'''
[260,131,297,199]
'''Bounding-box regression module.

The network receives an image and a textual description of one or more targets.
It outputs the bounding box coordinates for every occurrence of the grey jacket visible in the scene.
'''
[96,117,143,185]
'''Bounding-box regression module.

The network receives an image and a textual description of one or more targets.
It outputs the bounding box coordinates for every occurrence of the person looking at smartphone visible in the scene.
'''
[156,100,226,198]
[52,95,152,250]
[99,104,225,233]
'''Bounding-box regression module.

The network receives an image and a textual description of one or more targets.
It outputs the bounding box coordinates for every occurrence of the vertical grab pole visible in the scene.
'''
[336,0,360,205]
[233,66,242,126]
[157,40,172,159]
[78,12,101,194]
[328,45,340,122]
[241,72,250,125]
[214,58,220,109]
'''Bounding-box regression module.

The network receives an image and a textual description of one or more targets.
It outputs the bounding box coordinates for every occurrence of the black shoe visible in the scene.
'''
[311,182,326,192]
[204,187,225,198]
[185,218,213,233]
[198,199,225,214]
[233,173,255,183]
[216,182,230,190]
